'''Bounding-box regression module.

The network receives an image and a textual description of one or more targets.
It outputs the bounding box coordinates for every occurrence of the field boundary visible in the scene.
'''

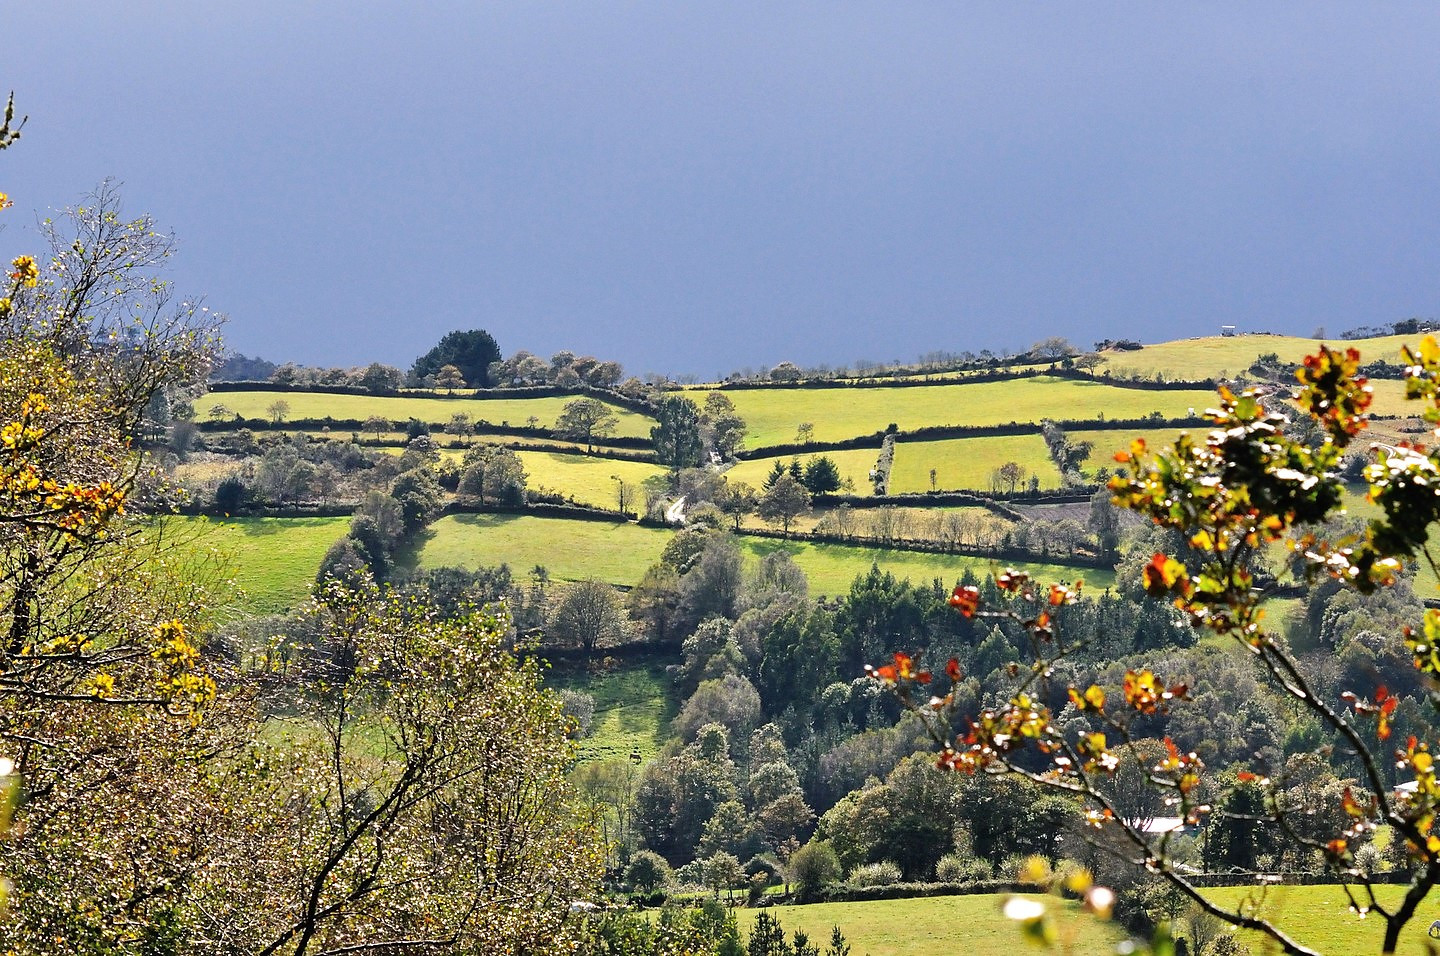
[738,414,1209,459]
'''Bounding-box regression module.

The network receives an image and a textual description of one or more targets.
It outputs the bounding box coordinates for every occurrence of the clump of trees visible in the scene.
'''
[652,395,705,472]
[411,328,502,388]
[555,396,619,453]
[487,348,624,389]
[270,360,408,393]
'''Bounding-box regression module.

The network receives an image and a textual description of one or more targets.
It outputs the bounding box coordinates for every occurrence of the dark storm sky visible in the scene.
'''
[5,3,1439,379]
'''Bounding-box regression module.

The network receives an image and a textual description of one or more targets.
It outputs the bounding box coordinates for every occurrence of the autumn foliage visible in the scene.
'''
[875,339,1440,954]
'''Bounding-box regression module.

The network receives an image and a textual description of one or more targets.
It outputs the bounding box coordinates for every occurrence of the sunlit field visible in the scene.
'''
[889,434,1062,493]
[516,451,669,508]
[735,895,1128,956]
[412,514,1110,596]
[203,390,654,438]
[1102,333,1420,381]
[167,516,349,615]
[691,377,1214,448]
[724,447,884,495]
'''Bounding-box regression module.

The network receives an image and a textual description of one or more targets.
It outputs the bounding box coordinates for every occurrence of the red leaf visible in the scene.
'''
[949,585,981,617]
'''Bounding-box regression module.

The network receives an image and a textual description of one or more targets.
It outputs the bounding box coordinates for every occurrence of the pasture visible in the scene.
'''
[166,515,349,615]
[411,514,1109,596]
[1101,332,1419,381]
[290,428,606,454]
[724,448,883,495]
[740,503,1011,538]
[889,434,1061,493]
[1203,882,1433,955]
[414,514,673,585]
[736,894,1128,956]
[694,377,1214,447]
[517,451,668,508]
[551,657,677,764]
[203,390,654,438]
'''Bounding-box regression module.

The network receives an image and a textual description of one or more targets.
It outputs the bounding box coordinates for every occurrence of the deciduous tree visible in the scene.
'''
[758,475,811,536]
[555,396,619,453]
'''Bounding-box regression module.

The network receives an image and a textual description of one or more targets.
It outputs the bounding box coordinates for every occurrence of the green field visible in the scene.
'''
[517,451,668,508]
[725,448,883,495]
[1073,426,1197,479]
[290,427,607,453]
[168,516,349,615]
[414,514,673,585]
[413,514,1108,596]
[739,504,1012,538]
[1204,882,1434,954]
[889,434,1061,493]
[550,657,677,764]
[739,535,1106,596]
[204,390,654,438]
[1102,333,1420,381]
[736,895,1127,956]
[693,377,1214,448]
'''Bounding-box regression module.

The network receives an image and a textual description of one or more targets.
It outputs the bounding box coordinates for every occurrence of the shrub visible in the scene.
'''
[788,840,841,899]
[624,850,673,894]
[935,853,993,883]
[848,861,902,887]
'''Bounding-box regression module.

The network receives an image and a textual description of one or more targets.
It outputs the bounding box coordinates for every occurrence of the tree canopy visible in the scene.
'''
[410,328,501,388]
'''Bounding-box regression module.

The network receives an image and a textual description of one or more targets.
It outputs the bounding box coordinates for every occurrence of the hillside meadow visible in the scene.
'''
[889,434,1063,493]
[204,390,655,438]
[1100,332,1421,380]
[734,895,1128,956]
[723,447,883,494]
[1202,882,1433,955]
[412,513,1109,595]
[166,515,349,615]
[517,451,668,508]
[693,377,1214,447]
[551,656,677,764]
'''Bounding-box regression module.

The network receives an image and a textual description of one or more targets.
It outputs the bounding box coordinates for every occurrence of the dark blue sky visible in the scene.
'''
[6,3,1439,379]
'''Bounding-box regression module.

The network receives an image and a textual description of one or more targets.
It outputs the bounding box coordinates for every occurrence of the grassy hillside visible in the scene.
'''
[205,390,654,438]
[517,451,668,508]
[412,514,1108,596]
[695,377,1214,447]
[729,883,1440,956]
[414,514,673,585]
[890,434,1063,493]
[550,658,677,764]
[167,516,349,615]
[724,448,882,495]
[736,895,1128,956]
[1102,332,1419,380]
[1204,882,1424,954]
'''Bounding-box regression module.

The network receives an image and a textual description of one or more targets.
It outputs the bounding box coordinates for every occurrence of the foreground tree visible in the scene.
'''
[212,584,602,955]
[874,342,1440,953]
[0,177,603,951]
[0,181,231,947]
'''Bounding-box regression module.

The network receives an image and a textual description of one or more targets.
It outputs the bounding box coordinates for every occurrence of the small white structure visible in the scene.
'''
[1140,817,1190,836]
[1221,325,1237,337]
